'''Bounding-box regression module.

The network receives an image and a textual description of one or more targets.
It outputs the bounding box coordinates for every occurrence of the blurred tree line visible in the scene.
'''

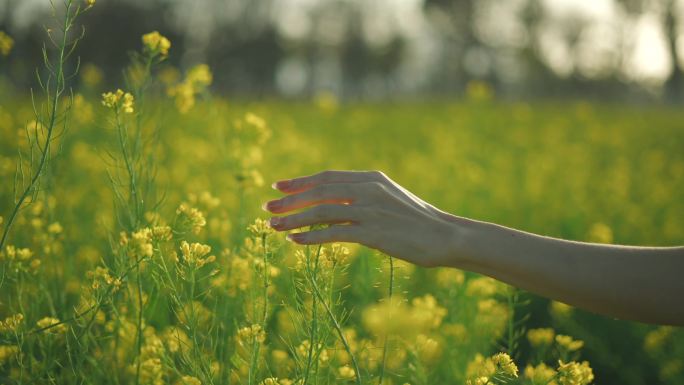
[0,0,682,101]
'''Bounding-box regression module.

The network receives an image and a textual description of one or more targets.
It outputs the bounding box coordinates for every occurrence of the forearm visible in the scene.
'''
[444,215,684,325]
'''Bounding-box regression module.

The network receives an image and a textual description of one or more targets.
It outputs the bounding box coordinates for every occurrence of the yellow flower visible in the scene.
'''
[491,352,518,377]
[142,31,171,57]
[0,345,19,365]
[0,31,13,56]
[175,376,202,385]
[644,326,674,353]
[176,204,206,234]
[130,228,154,258]
[179,241,215,268]
[36,317,67,334]
[555,334,584,351]
[186,64,212,87]
[0,314,23,333]
[101,89,135,114]
[167,64,213,113]
[259,378,279,385]
[85,0,96,8]
[557,360,594,385]
[588,222,613,244]
[248,218,275,238]
[415,334,442,364]
[527,328,555,347]
[237,324,266,345]
[524,363,557,385]
[338,365,356,380]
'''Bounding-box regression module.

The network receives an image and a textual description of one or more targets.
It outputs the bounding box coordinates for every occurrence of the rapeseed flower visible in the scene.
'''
[36,317,67,334]
[176,204,206,234]
[491,352,519,377]
[175,376,202,385]
[179,241,215,268]
[101,89,135,114]
[527,328,555,347]
[557,360,594,385]
[524,363,557,385]
[142,31,171,57]
[556,335,584,352]
[237,324,266,345]
[338,365,356,380]
[0,314,23,333]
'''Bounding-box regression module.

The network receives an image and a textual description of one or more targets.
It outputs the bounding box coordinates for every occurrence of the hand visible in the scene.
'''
[262,170,461,267]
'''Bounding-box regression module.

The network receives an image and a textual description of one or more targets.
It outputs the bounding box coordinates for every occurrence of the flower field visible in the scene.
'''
[0,2,683,384]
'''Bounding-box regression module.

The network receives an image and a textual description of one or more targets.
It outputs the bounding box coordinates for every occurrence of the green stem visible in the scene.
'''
[0,1,74,252]
[379,256,394,385]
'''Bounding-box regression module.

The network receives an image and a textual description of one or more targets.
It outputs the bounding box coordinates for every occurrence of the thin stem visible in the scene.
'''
[0,1,74,252]
[378,256,394,385]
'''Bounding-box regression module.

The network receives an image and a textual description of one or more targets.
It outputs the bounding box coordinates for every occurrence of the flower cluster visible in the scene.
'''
[167,64,213,113]
[237,324,266,345]
[86,266,122,291]
[0,314,23,333]
[142,31,171,57]
[557,360,594,385]
[101,89,135,114]
[178,241,215,268]
[176,204,206,234]
[0,245,40,273]
[466,352,519,385]
[36,317,67,335]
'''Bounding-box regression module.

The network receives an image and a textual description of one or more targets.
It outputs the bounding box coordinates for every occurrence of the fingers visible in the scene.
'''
[264,183,352,213]
[273,170,386,194]
[269,204,361,231]
[286,224,365,245]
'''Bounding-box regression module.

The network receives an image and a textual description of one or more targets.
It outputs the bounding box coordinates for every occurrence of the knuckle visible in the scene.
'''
[368,181,386,195]
[319,170,334,183]
[369,170,386,181]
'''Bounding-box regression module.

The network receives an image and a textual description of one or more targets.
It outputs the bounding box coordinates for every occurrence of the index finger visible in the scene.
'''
[273,170,385,193]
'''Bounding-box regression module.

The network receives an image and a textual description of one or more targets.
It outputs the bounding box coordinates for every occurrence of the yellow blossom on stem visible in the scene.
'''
[36,317,67,334]
[101,89,135,114]
[556,335,584,352]
[142,31,171,57]
[179,241,215,268]
[0,314,23,333]
[338,365,356,380]
[237,324,266,345]
[557,360,594,385]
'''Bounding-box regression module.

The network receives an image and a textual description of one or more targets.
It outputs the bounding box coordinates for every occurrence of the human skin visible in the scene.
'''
[262,170,684,326]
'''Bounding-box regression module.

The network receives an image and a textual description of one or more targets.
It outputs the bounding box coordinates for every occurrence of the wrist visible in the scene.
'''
[435,213,481,269]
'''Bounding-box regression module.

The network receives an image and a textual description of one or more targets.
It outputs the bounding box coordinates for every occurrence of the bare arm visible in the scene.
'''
[263,170,684,326]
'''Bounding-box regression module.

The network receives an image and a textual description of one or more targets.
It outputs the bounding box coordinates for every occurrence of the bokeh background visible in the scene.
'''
[0,1,683,385]
[2,0,684,101]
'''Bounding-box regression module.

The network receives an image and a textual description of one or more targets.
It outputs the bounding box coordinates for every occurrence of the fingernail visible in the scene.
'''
[265,200,281,211]
[271,182,278,190]
[269,217,281,228]
[261,202,268,211]
[286,233,303,242]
